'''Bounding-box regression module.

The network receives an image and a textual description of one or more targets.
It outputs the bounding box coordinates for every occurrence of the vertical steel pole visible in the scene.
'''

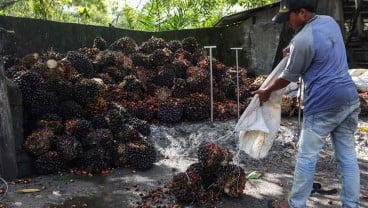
[231,48,242,121]
[204,46,216,122]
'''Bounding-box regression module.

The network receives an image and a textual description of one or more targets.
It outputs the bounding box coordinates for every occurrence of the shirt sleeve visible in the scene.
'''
[280,28,314,82]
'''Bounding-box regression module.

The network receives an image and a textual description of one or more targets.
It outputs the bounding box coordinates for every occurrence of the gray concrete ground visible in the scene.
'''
[0,118,367,208]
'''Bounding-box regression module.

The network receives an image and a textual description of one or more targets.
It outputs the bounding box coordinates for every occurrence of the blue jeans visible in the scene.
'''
[289,99,361,208]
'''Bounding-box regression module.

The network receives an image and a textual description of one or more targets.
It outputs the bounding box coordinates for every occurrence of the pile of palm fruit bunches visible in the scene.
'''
[4,36,300,175]
[169,143,245,206]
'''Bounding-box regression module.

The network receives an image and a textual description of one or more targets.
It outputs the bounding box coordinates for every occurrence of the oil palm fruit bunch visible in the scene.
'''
[93,50,116,72]
[215,164,246,197]
[181,37,199,54]
[169,171,202,203]
[73,78,103,106]
[183,93,210,121]
[197,143,233,170]
[186,66,210,94]
[79,147,110,173]
[65,51,94,78]
[13,70,43,98]
[127,117,151,136]
[44,77,73,101]
[171,78,190,98]
[109,36,137,55]
[125,138,156,170]
[24,90,58,118]
[56,135,83,161]
[37,114,64,135]
[186,162,217,189]
[167,40,182,53]
[149,48,174,67]
[157,98,184,124]
[139,37,168,54]
[57,100,86,120]
[64,119,92,141]
[129,52,151,69]
[85,128,114,149]
[152,64,176,87]
[249,75,268,91]
[172,59,191,79]
[35,151,65,175]
[93,37,107,51]
[281,95,296,117]
[23,128,56,157]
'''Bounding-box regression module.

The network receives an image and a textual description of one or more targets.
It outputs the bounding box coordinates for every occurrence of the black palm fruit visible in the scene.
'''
[130,52,151,69]
[152,64,176,87]
[56,135,83,161]
[186,66,210,93]
[121,75,145,98]
[187,162,218,189]
[93,50,116,72]
[58,100,86,120]
[85,128,114,148]
[126,139,156,170]
[35,151,65,175]
[183,93,211,121]
[169,171,202,203]
[23,128,56,157]
[167,40,182,53]
[73,78,103,105]
[172,58,191,79]
[181,37,199,53]
[197,143,233,170]
[65,51,94,78]
[127,117,151,136]
[114,124,144,143]
[149,48,173,67]
[139,37,168,54]
[24,90,58,118]
[13,70,43,96]
[90,113,109,129]
[216,164,246,197]
[37,114,64,135]
[93,37,107,51]
[79,147,109,173]
[109,37,137,55]
[44,77,73,101]
[171,78,190,98]
[64,119,92,140]
[106,102,130,133]
[157,99,184,124]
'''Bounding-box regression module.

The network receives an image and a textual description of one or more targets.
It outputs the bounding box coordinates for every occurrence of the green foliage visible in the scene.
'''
[1,0,275,30]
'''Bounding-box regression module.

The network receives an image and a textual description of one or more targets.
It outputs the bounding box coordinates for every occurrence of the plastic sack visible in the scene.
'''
[235,56,289,159]
[349,69,368,92]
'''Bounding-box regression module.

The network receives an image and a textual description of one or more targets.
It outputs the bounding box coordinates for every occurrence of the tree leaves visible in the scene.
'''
[1,0,275,30]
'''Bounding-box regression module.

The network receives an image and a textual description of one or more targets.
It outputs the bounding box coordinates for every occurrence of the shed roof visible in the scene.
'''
[214,1,280,27]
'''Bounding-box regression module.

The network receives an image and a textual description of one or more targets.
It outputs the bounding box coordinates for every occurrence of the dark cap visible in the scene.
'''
[272,0,316,23]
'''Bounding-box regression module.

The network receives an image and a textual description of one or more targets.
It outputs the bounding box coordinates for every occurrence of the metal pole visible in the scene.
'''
[204,46,216,122]
[231,48,242,121]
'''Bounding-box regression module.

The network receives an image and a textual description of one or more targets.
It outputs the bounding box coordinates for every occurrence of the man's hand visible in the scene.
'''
[253,89,271,105]
[283,46,290,57]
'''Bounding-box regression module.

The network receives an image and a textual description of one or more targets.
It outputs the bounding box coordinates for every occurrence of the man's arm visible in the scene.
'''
[254,77,290,104]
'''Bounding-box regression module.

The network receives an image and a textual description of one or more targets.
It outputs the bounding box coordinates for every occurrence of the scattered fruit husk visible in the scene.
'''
[246,171,263,179]
[17,188,41,193]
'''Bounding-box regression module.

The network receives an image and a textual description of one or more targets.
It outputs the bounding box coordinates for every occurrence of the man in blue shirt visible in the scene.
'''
[256,0,361,207]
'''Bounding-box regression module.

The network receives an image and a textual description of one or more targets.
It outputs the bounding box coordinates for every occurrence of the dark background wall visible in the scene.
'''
[0,15,283,75]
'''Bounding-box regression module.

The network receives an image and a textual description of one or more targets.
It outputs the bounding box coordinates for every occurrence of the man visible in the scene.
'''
[255,0,361,207]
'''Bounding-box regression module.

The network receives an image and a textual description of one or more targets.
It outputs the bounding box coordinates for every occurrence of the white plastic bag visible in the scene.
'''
[349,68,368,92]
[235,56,289,159]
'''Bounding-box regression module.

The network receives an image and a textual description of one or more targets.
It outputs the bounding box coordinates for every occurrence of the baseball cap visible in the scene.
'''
[272,0,316,23]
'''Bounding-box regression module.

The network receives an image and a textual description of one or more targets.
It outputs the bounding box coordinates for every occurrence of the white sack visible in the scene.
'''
[349,69,368,92]
[235,56,289,159]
